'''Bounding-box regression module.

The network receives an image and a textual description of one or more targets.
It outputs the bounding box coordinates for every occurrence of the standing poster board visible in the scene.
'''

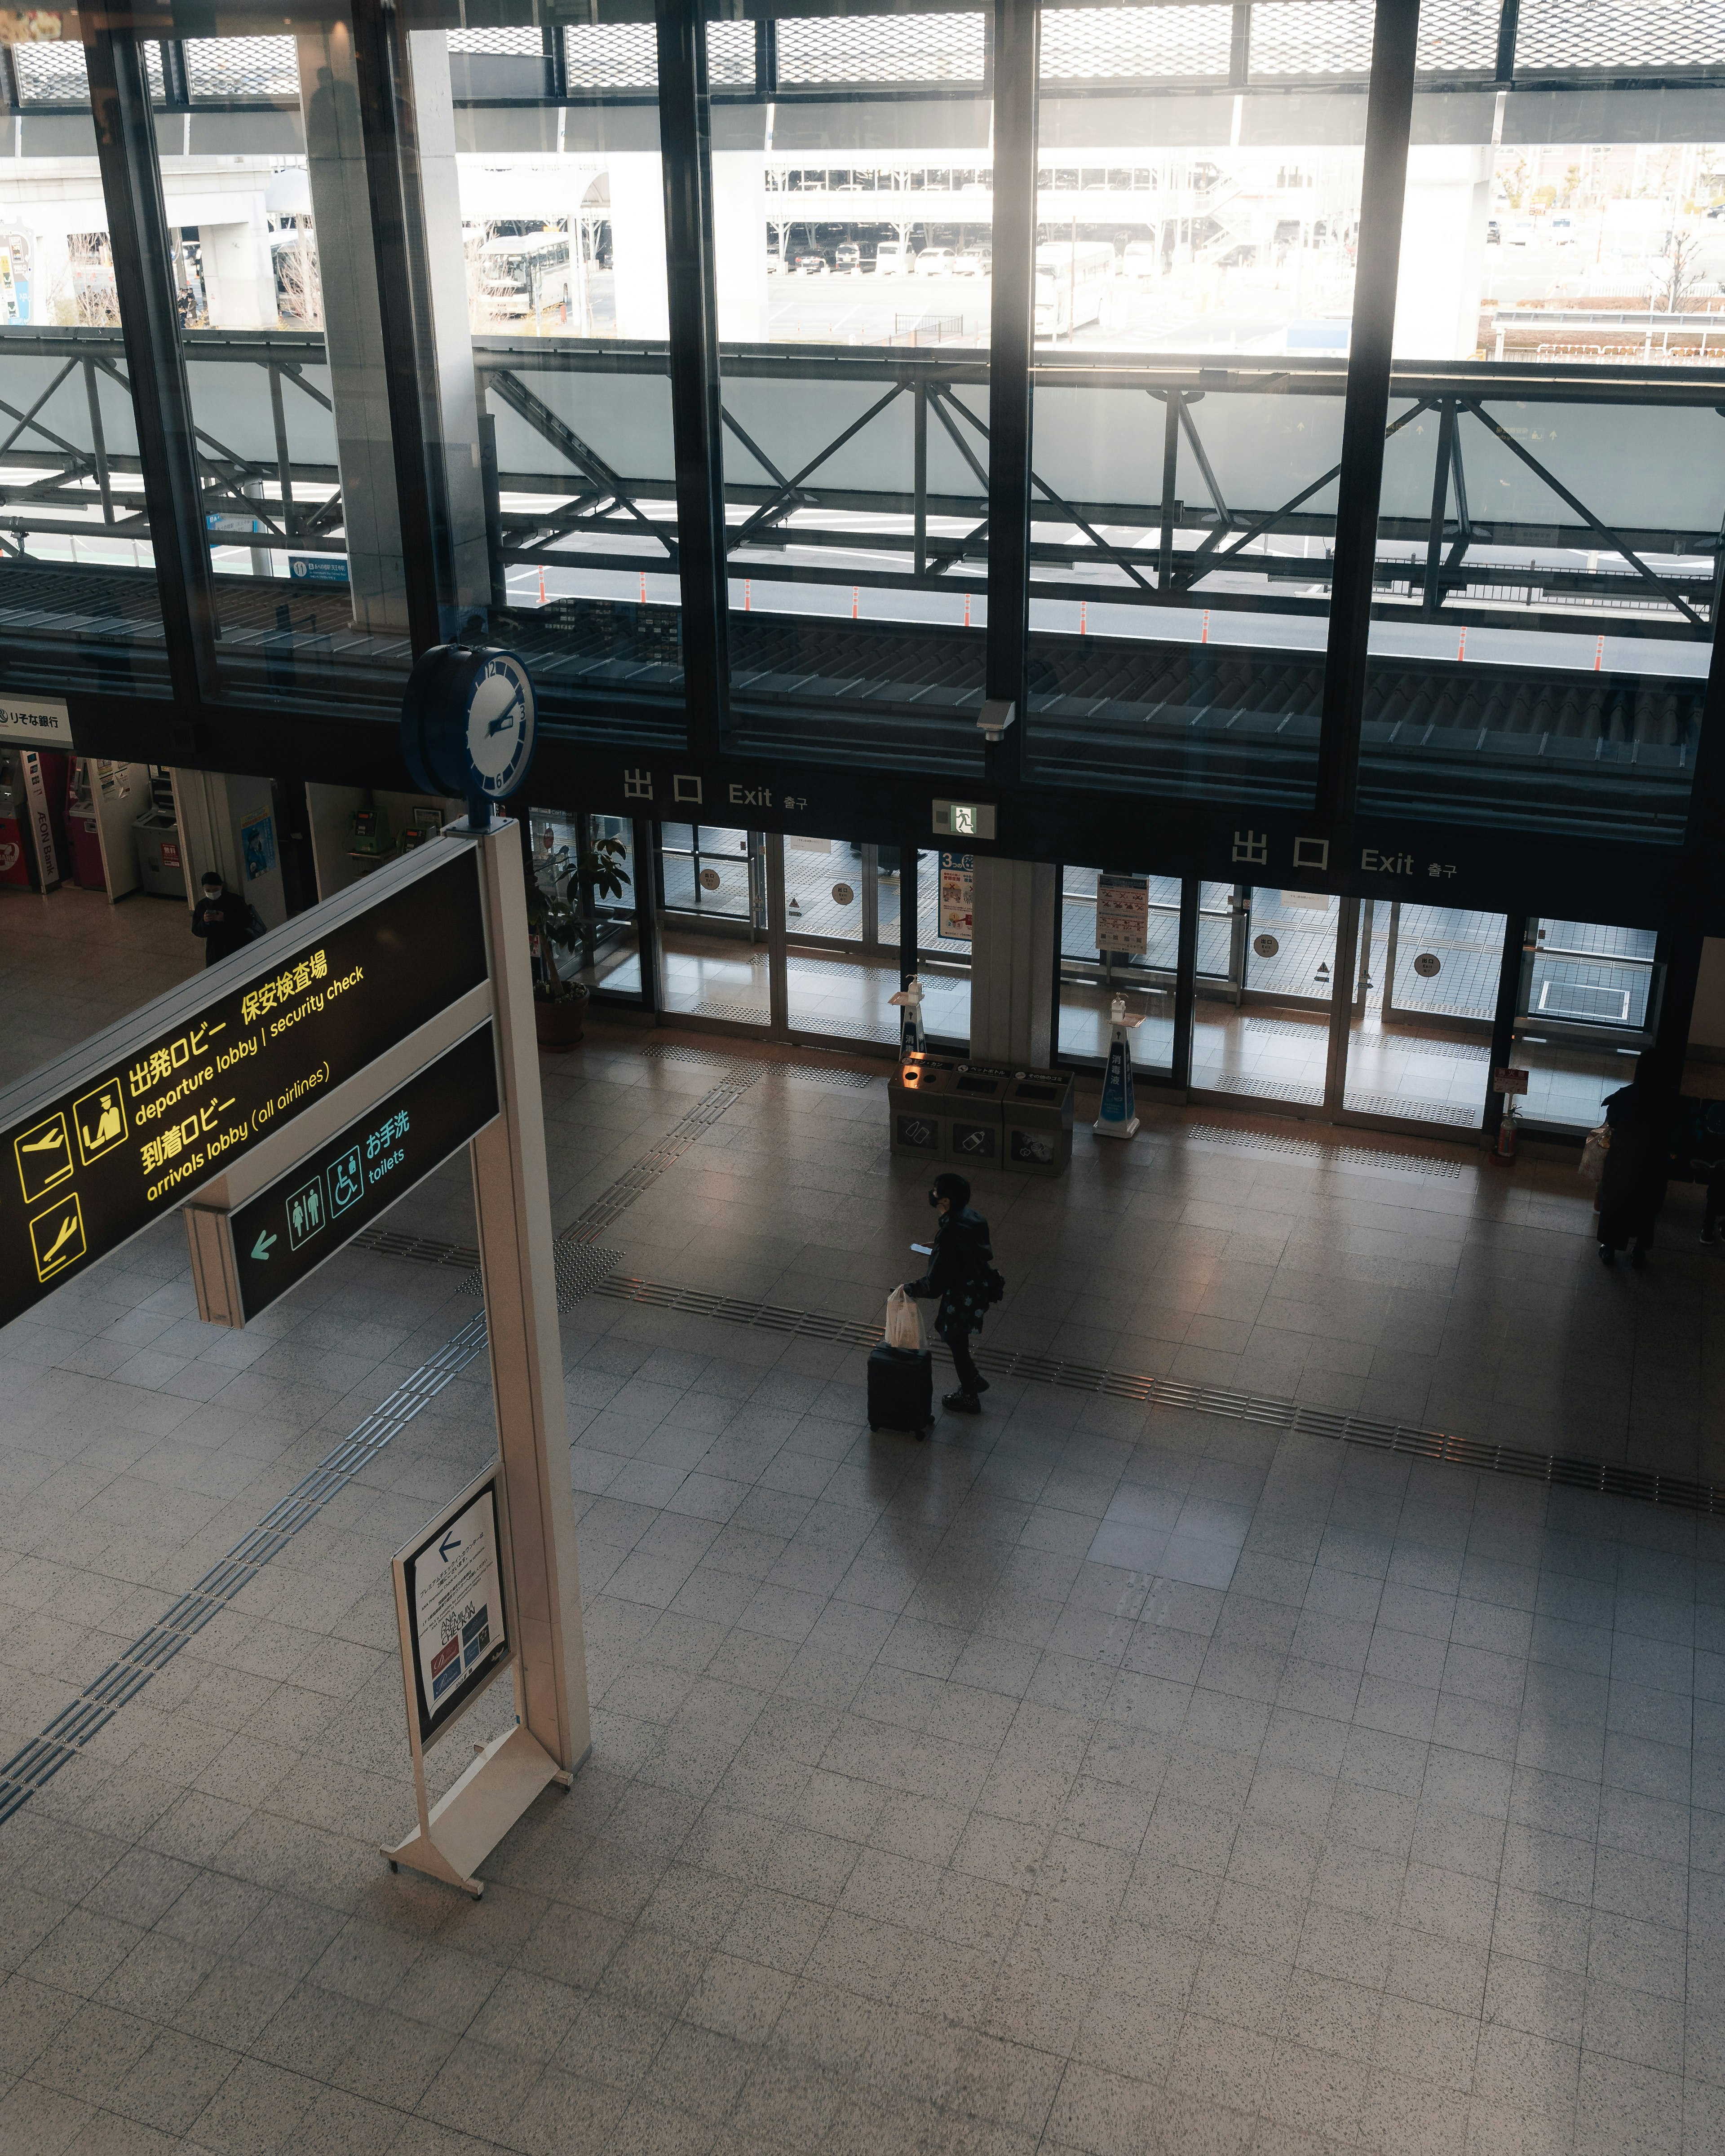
[398,1471,511,1745]
[385,1458,568,1896]
[1094,875,1149,954]
[938,851,973,940]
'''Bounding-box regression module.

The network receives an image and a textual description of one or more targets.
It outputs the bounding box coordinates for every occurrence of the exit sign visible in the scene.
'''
[933,800,996,841]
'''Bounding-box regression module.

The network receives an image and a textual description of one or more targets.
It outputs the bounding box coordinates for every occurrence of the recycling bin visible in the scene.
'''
[889,1055,1008,1166]
[1002,1067,1074,1176]
[133,807,187,898]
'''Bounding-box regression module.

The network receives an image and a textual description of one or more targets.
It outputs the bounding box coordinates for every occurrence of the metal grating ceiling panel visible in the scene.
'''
[707,19,758,86]
[1248,0,1374,76]
[185,36,300,101]
[12,39,89,103]
[1040,4,1232,80]
[777,12,986,85]
[1515,0,1725,70]
[1415,0,1499,71]
[562,22,657,88]
[447,26,544,54]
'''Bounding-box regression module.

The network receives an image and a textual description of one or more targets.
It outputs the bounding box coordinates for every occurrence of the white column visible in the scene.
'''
[968,856,1057,1067]
[608,151,669,339]
[712,150,766,341]
[1392,146,1493,361]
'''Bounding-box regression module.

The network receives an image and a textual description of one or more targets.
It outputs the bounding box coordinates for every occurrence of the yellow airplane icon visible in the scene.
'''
[28,1191,85,1281]
[15,1113,74,1203]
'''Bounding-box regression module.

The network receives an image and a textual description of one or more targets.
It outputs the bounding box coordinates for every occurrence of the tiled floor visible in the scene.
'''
[1,1017,1723,2154]
[0,883,202,1092]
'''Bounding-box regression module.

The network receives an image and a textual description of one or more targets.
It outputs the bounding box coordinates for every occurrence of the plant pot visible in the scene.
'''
[534,997,586,1049]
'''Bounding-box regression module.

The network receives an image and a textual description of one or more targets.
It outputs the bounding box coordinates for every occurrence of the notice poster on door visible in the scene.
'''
[938,852,973,941]
[1094,875,1149,954]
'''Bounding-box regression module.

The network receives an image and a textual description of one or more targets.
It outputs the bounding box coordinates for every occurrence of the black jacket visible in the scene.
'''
[905,1206,992,1339]
[191,885,253,966]
[1600,1081,1668,1232]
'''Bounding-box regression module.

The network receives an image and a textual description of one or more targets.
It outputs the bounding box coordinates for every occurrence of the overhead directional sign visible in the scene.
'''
[0,845,487,1332]
[219,1025,500,1323]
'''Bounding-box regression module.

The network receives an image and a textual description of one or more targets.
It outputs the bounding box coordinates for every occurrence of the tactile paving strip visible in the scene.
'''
[592,1273,1722,1517]
[1185,1123,1464,1179]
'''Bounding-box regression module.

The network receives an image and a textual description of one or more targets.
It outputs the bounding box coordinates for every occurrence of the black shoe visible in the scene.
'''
[1703,1228,1719,1246]
[942,1390,982,1414]
[1630,1248,1649,1270]
[1599,1244,1615,1266]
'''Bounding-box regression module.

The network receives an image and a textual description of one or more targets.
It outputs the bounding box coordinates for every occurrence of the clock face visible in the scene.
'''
[464,657,535,799]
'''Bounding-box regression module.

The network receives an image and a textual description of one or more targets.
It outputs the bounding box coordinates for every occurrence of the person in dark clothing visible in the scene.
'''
[1597,1064,1670,1268]
[190,872,254,968]
[903,1170,993,1414]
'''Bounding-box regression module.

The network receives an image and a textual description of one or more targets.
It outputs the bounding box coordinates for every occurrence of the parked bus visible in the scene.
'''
[476,230,572,323]
[1034,240,1115,338]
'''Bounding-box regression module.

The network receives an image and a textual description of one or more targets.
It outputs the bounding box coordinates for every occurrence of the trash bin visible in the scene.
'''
[133,808,187,899]
[1002,1067,1074,1176]
[890,1056,1008,1165]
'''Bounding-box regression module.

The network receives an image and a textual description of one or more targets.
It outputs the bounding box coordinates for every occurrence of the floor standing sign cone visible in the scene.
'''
[1094,994,1140,1140]
[889,975,928,1057]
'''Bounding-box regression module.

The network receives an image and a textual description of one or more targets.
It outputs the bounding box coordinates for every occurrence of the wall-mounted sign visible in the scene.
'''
[0,849,487,1331]
[1412,952,1442,978]
[938,852,973,941]
[1494,1067,1529,1096]
[289,555,350,584]
[832,882,855,906]
[933,800,996,841]
[1095,875,1148,955]
[698,867,721,891]
[1253,933,1279,958]
[0,694,71,749]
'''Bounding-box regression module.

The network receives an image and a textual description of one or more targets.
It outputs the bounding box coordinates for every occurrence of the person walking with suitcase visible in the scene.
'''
[903,1171,996,1415]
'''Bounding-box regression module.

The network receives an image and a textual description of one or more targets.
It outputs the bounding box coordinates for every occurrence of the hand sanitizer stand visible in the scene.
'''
[1093,994,1141,1142]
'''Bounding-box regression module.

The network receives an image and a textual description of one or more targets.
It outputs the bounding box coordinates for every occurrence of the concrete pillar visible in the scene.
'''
[968,856,1057,1067]
[1392,146,1492,361]
[297,21,409,634]
[405,27,489,621]
[608,150,668,338]
[198,215,274,329]
[296,22,488,633]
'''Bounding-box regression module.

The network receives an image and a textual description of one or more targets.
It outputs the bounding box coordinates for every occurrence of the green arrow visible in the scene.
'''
[251,1229,277,1261]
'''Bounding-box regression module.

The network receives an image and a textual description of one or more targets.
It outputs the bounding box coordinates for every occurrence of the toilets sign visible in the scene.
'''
[0,846,488,1333]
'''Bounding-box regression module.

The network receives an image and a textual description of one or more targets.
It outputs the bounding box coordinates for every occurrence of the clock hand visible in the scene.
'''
[485,695,524,737]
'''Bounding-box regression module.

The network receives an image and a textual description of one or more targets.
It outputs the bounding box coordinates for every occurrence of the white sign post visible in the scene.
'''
[379,820,590,1895]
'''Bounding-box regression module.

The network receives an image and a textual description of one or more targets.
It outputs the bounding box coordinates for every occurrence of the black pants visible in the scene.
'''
[942,1324,982,1396]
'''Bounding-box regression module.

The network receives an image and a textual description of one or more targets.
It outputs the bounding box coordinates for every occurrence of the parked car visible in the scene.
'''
[1550,216,1576,245]
[792,251,830,276]
[873,243,916,274]
[1504,218,1538,246]
[914,247,957,277]
[952,246,993,277]
[835,241,861,272]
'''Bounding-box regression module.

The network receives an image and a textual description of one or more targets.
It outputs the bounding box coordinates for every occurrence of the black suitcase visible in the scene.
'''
[867,1342,933,1438]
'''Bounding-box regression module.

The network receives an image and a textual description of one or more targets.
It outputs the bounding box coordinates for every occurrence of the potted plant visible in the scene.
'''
[526,833,630,1048]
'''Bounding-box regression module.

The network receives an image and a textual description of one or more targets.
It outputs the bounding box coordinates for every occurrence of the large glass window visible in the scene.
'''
[1361,38,1725,839]
[0,30,167,693]
[712,9,993,755]
[1056,866,1177,1074]
[1025,0,1371,806]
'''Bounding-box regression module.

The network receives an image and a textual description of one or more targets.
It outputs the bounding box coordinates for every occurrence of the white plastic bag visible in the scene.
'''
[885,1286,924,1352]
[1579,1124,1610,1185]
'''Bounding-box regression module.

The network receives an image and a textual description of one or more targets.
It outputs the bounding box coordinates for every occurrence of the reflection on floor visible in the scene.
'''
[0,883,202,1092]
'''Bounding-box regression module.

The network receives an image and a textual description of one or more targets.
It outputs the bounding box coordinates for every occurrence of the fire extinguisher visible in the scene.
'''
[1493,1104,1518,1166]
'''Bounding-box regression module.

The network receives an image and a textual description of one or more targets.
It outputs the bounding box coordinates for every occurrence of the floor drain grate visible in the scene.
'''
[1186,1123,1464,1178]
[592,1274,1722,1517]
